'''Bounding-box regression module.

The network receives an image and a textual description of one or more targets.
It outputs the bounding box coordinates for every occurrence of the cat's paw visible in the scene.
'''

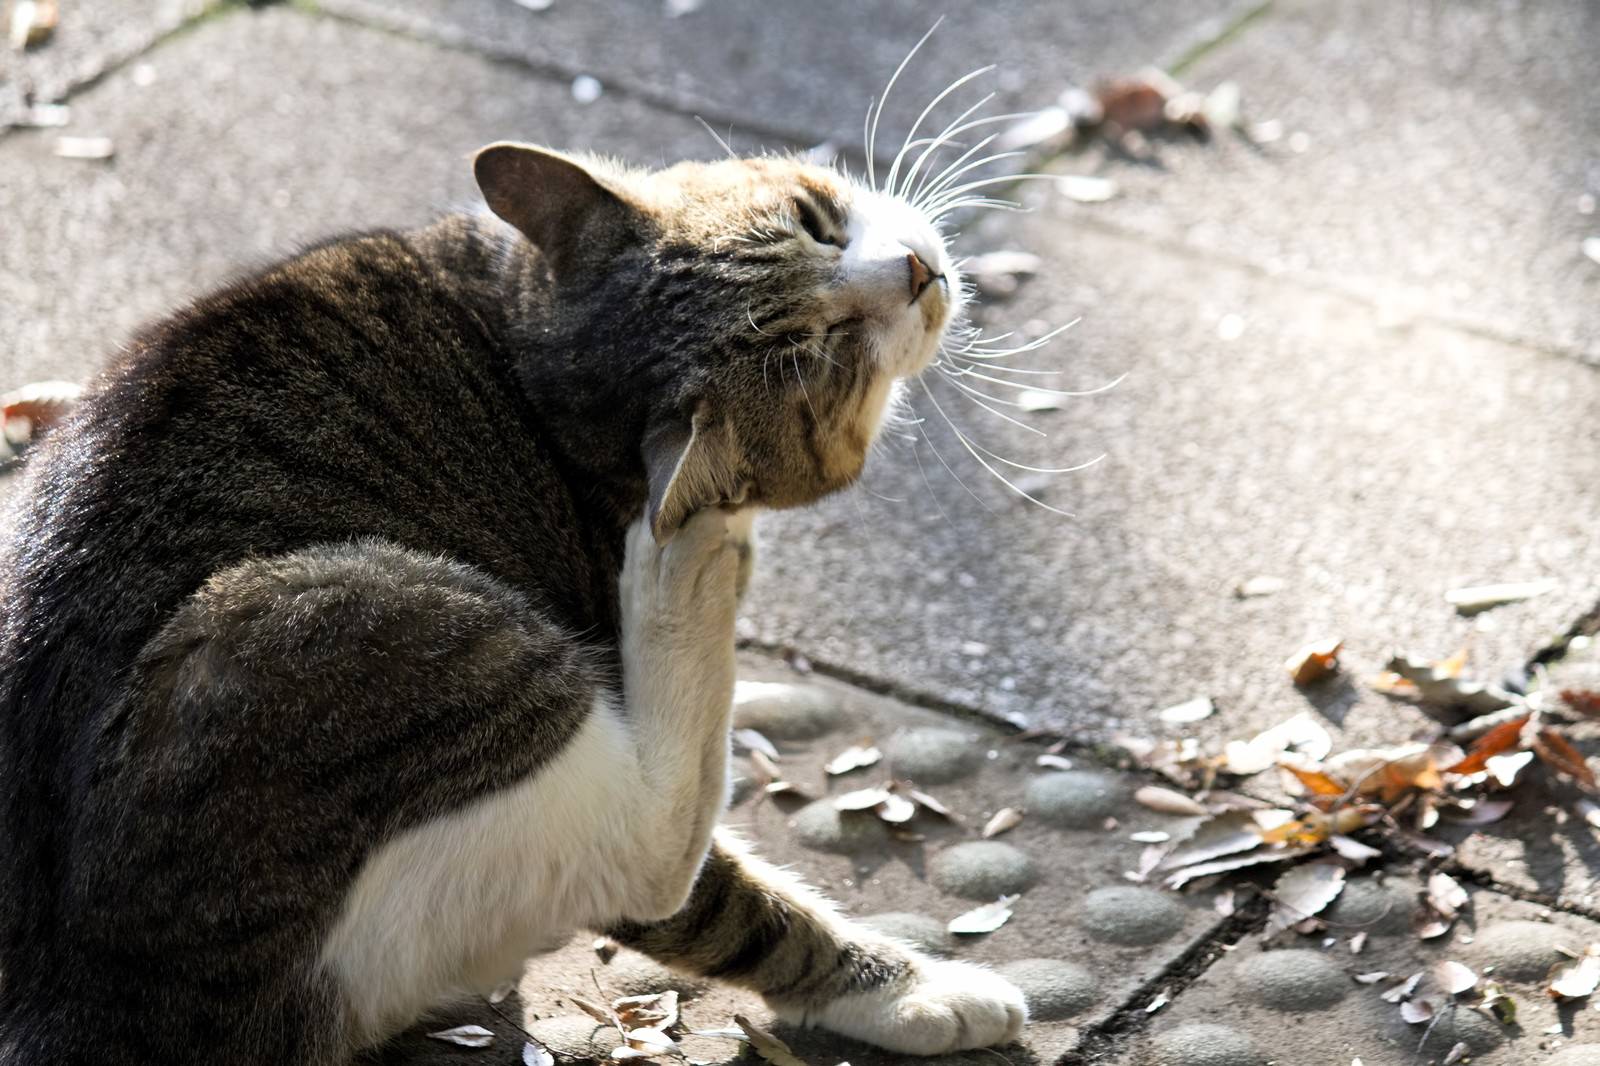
[792,956,1027,1055]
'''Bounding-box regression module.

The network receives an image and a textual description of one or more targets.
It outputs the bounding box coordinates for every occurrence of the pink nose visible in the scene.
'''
[907,251,937,300]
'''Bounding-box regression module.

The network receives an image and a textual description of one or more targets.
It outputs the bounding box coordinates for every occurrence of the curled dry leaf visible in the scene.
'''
[1285,638,1343,686]
[734,1014,812,1066]
[1446,715,1532,775]
[1164,846,1316,889]
[1,380,82,447]
[1399,997,1435,1024]
[1532,728,1597,790]
[1159,696,1214,725]
[904,786,960,822]
[1135,785,1208,817]
[982,807,1024,839]
[427,1024,495,1048]
[1224,714,1333,776]
[1322,743,1461,803]
[876,792,917,824]
[1355,971,1391,985]
[948,894,1019,936]
[824,743,882,776]
[1381,972,1424,1003]
[614,991,679,1032]
[1416,872,1469,939]
[1380,652,1519,714]
[1548,944,1600,999]
[1434,960,1478,996]
[1145,990,1170,1014]
[523,1041,556,1066]
[1265,861,1346,936]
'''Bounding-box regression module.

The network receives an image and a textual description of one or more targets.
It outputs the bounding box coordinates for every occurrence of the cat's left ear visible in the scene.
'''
[473,142,632,272]
[643,405,746,544]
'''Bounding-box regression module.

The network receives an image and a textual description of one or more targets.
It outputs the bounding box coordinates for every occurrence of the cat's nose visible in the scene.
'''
[906,251,940,302]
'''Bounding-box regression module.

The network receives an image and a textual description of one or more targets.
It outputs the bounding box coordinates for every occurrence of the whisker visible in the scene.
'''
[945,365,1128,397]
[885,65,996,198]
[923,173,1058,213]
[904,109,1043,204]
[935,370,1047,435]
[909,133,1001,209]
[963,438,1107,475]
[917,145,1026,209]
[694,116,736,159]
[920,377,1076,517]
[911,392,996,514]
[868,19,943,191]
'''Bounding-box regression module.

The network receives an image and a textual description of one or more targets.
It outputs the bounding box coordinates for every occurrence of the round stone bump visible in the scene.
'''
[526,1015,612,1058]
[603,951,709,997]
[1026,771,1125,828]
[732,680,845,740]
[1237,950,1348,1010]
[789,800,890,854]
[1324,875,1415,935]
[1148,1023,1264,1066]
[1080,886,1186,946]
[1417,1005,1503,1056]
[931,842,1039,900]
[887,728,983,784]
[860,912,953,956]
[1468,920,1566,982]
[1550,1047,1600,1066]
[995,958,1097,1021]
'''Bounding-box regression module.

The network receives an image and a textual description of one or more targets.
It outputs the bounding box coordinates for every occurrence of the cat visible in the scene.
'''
[0,142,1027,1063]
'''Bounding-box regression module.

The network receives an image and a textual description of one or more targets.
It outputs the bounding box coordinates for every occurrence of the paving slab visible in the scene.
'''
[313,0,1241,148]
[743,215,1600,743]
[368,658,1228,1065]
[1115,872,1600,1066]
[0,3,717,389]
[0,0,215,127]
[1071,0,1600,363]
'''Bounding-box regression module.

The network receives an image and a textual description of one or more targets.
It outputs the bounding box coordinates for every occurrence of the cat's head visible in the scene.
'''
[475,143,962,541]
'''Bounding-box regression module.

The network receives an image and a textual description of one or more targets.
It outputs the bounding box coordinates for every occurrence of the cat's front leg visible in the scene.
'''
[616,508,747,919]
[609,833,1027,1055]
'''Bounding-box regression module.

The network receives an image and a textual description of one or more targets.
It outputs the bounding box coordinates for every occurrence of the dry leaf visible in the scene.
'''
[9,0,56,49]
[1214,888,1236,916]
[1159,810,1275,870]
[904,787,960,822]
[1265,862,1346,935]
[733,728,779,760]
[1548,944,1600,999]
[1440,798,1514,826]
[833,787,892,812]
[824,743,882,776]
[1446,714,1532,775]
[1093,73,1178,131]
[53,136,115,161]
[1145,990,1170,1013]
[1323,743,1460,803]
[748,748,783,784]
[1279,759,1347,799]
[1382,972,1424,1003]
[1225,714,1333,775]
[1134,785,1208,817]
[948,895,1019,935]
[1285,638,1343,685]
[1481,981,1517,1024]
[1416,872,1470,939]
[1399,998,1435,1024]
[1435,960,1478,996]
[735,1014,811,1066]
[1485,750,1535,788]
[1,380,82,447]
[1443,1042,1470,1065]
[1235,575,1285,598]
[876,792,917,824]
[488,982,514,1004]
[614,991,679,1032]
[1355,971,1391,984]
[1533,728,1597,790]
[1164,847,1316,888]
[427,1024,495,1048]
[1329,834,1382,864]
[1381,652,1519,714]
[1349,932,1368,954]
[1036,753,1073,770]
[1159,696,1214,724]
[1562,689,1600,719]
[964,252,1042,298]
[982,807,1024,838]
[1445,580,1557,615]
[523,1041,556,1066]
[1130,830,1170,843]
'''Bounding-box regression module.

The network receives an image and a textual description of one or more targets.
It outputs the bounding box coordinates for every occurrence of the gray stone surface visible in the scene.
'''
[731,681,846,740]
[313,0,1241,148]
[1028,771,1126,827]
[1235,949,1347,1011]
[1550,1048,1600,1066]
[1146,1024,1264,1066]
[1080,886,1188,946]
[858,912,952,956]
[995,958,1098,1021]
[1467,920,1571,983]
[788,800,891,854]
[886,727,984,784]
[1323,874,1415,935]
[928,841,1038,900]
[1083,0,1600,364]
[523,1015,611,1060]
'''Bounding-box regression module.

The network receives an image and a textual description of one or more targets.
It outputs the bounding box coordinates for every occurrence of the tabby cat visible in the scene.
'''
[0,142,1027,1062]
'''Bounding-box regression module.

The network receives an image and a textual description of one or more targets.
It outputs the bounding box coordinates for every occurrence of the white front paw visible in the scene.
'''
[799,957,1027,1055]
[621,509,741,633]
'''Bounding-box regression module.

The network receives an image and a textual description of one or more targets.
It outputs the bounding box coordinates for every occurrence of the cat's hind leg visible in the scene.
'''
[607,832,1027,1055]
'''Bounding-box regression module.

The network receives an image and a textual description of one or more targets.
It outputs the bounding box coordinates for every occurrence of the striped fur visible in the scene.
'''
[0,148,1022,1062]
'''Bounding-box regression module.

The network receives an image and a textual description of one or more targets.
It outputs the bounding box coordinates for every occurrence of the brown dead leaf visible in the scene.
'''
[1380,652,1519,714]
[1561,689,1600,719]
[1533,728,1597,790]
[981,807,1024,839]
[9,0,57,50]
[1,379,82,448]
[1279,759,1347,799]
[1446,714,1532,775]
[1324,743,1460,803]
[1285,637,1343,685]
[1092,72,1179,132]
[613,991,679,1032]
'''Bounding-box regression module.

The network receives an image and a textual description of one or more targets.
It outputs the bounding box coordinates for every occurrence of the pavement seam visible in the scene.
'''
[0,0,245,140]
[1162,0,1277,78]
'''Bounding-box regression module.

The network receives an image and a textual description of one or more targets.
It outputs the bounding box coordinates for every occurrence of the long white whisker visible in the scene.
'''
[910,134,1001,209]
[918,146,1027,208]
[964,440,1106,475]
[923,173,1057,213]
[905,109,1044,203]
[936,372,1047,435]
[886,66,995,198]
[946,365,1128,397]
[869,19,943,191]
[920,378,1076,517]
[693,116,736,158]
[912,395,995,514]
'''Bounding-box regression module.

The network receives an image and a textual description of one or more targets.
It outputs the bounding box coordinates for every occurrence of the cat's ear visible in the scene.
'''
[644,406,745,544]
[473,143,630,270]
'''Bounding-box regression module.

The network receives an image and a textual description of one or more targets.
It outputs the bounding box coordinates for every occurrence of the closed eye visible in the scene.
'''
[794,196,845,248]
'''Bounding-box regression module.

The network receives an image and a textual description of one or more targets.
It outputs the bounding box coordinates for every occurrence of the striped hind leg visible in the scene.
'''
[607,831,1026,1055]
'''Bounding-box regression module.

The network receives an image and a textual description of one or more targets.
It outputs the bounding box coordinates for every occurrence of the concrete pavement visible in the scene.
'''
[3,0,1598,1062]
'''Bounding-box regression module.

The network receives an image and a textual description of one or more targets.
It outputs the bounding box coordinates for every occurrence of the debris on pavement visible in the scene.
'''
[9,0,56,50]
[823,741,881,776]
[1234,575,1285,598]
[981,806,1024,838]
[947,894,1019,935]
[53,135,115,160]
[426,1024,496,1048]
[1445,579,1558,615]
[1284,637,1342,686]
[1159,695,1215,725]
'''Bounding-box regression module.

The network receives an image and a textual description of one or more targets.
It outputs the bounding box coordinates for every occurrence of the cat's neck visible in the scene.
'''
[409,212,652,531]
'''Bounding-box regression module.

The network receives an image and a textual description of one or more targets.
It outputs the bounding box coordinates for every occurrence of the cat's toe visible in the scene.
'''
[802,957,1027,1055]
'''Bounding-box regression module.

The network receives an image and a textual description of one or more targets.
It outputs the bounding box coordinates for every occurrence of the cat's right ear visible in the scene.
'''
[473,143,630,272]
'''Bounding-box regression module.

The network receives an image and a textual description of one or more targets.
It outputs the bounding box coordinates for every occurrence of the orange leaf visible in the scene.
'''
[1446,714,1532,776]
[1562,689,1600,720]
[1533,728,1597,789]
[1281,762,1347,798]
